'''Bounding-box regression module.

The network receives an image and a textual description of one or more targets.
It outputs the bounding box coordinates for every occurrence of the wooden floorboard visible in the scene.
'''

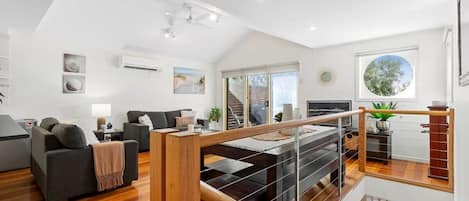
[365,159,450,192]
[302,159,364,201]
[0,153,449,201]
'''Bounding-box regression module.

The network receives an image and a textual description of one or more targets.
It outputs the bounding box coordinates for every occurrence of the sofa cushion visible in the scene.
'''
[40,117,60,131]
[127,111,145,123]
[147,112,168,129]
[138,114,154,131]
[165,110,182,128]
[51,124,87,149]
[176,116,195,127]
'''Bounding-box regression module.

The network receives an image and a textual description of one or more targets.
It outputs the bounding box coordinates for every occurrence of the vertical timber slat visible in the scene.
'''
[448,108,455,191]
[150,131,166,201]
[165,133,201,201]
[359,107,366,172]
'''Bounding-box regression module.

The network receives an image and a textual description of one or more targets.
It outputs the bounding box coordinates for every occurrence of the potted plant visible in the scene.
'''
[209,107,221,130]
[370,102,398,132]
[274,112,283,123]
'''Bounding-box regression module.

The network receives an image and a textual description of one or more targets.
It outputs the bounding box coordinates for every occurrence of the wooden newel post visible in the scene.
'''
[358,106,366,172]
[165,132,201,201]
[150,131,167,201]
[150,131,201,201]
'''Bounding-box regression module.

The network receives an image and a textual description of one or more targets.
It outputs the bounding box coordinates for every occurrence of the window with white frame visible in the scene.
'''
[357,48,417,100]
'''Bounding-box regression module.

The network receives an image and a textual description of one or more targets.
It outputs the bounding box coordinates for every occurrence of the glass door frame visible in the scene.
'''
[222,63,299,130]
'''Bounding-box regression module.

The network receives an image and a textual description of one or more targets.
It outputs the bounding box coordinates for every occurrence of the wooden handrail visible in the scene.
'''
[364,109,449,116]
[200,181,236,201]
[199,110,362,148]
[360,106,455,193]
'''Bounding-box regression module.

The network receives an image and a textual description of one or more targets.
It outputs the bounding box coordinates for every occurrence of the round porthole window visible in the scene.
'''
[363,55,413,97]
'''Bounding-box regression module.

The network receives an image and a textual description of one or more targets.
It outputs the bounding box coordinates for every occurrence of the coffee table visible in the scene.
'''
[93,129,124,141]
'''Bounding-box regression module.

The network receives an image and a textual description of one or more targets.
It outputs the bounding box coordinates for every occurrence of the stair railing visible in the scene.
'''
[149,110,362,201]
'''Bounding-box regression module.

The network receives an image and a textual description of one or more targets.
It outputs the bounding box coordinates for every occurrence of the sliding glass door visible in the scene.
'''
[248,74,269,126]
[271,71,298,121]
[226,76,245,129]
[224,65,298,130]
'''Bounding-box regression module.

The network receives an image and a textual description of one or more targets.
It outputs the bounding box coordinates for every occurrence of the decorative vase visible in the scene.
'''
[281,104,295,136]
[282,104,293,121]
[376,120,390,132]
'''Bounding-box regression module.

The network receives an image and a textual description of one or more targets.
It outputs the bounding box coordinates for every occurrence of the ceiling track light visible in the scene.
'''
[209,13,219,22]
[163,28,175,39]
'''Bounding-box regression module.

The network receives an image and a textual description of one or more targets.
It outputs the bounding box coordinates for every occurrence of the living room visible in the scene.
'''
[1,0,469,201]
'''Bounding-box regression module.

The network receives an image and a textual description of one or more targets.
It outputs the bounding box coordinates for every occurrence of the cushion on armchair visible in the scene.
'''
[51,124,87,149]
[40,117,60,131]
[127,111,146,123]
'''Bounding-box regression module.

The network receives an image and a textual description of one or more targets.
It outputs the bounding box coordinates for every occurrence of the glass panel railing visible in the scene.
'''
[200,120,357,201]
[201,126,302,201]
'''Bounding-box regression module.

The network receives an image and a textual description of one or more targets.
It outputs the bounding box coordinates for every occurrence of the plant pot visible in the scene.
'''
[376,120,390,131]
[209,121,221,131]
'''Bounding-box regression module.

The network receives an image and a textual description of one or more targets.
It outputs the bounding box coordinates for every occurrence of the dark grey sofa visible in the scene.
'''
[124,109,193,152]
[32,124,139,201]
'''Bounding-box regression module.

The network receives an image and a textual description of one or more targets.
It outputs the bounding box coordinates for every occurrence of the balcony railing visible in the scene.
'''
[149,107,454,201]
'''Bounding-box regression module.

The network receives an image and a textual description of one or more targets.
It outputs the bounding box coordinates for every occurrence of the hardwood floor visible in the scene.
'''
[302,159,364,201]
[365,159,450,192]
[0,152,364,201]
[0,153,151,201]
[0,153,447,201]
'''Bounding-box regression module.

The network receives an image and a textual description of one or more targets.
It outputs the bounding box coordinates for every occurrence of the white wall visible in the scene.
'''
[342,176,454,201]
[0,31,215,136]
[453,3,469,200]
[364,177,453,201]
[216,28,447,161]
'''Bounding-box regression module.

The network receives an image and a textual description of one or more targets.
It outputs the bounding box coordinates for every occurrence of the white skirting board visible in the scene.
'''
[342,176,454,201]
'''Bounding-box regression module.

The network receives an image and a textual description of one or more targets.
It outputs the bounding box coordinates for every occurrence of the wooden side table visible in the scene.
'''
[93,129,124,141]
[366,130,392,164]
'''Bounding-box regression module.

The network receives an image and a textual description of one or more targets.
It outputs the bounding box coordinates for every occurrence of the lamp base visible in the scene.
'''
[97,117,106,130]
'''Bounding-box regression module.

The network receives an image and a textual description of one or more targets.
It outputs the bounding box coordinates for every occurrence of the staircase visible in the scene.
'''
[227,91,244,130]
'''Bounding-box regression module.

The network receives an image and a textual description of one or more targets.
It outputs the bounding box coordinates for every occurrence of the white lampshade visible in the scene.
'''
[92,104,111,117]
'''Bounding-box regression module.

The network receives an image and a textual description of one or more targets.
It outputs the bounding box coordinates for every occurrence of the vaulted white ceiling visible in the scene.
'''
[200,0,455,48]
[34,0,250,63]
[0,0,456,62]
[0,0,53,35]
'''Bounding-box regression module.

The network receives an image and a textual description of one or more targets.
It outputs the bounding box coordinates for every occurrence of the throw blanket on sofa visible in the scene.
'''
[91,141,125,191]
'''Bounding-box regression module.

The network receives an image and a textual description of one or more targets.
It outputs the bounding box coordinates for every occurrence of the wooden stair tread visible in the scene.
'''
[205,174,265,201]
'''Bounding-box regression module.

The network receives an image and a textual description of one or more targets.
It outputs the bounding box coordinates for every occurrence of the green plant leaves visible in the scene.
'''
[370,101,398,121]
[209,107,221,122]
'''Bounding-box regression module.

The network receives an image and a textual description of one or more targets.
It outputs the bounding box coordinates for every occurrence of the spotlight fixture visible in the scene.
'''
[163,28,175,39]
[309,26,318,31]
[209,13,219,22]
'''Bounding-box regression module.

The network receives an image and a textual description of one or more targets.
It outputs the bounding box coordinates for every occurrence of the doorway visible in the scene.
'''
[224,64,298,130]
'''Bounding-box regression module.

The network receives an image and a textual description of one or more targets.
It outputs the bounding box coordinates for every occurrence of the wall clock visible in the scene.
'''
[320,71,333,83]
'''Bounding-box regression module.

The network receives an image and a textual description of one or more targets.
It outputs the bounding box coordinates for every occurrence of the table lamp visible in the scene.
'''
[92,104,111,130]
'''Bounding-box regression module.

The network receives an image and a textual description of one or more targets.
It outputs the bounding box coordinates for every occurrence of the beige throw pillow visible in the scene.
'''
[176,116,195,127]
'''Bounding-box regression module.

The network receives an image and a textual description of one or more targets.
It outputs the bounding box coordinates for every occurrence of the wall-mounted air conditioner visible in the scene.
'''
[119,56,161,71]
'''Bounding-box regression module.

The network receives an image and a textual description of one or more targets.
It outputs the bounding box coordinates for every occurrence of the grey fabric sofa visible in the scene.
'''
[31,122,139,201]
[124,109,193,152]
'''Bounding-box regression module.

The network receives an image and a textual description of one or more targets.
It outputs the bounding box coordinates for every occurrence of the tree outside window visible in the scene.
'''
[357,48,417,100]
